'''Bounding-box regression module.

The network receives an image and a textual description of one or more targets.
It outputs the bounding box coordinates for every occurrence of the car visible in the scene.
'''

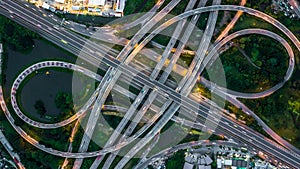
[163,93,169,98]
[61,39,68,44]
[106,76,111,82]
[53,25,59,30]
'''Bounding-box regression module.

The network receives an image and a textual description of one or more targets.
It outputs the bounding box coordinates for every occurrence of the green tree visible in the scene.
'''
[166,150,185,169]
[34,100,46,117]
[55,92,74,114]
[0,16,38,52]
[288,100,300,120]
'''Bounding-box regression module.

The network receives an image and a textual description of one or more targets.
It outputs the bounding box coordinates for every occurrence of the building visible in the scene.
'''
[42,2,50,10]
[114,12,122,17]
[183,162,193,169]
[205,166,211,169]
[217,159,222,169]
[198,165,212,169]
[55,0,65,3]
[115,0,125,13]
[232,159,247,168]
[198,165,205,169]
[88,8,101,12]
[224,159,232,166]
[49,6,56,12]
[254,160,276,169]
[89,0,105,6]
[199,158,205,165]
[72,6,82,11]
[185,155,197,163]
[204,155,213,164]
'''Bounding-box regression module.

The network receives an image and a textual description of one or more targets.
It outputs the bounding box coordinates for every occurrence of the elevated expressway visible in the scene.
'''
[107,5,300,165]
[73,0,183,167]
[215,0,246,42]
[91,0,210,168]
[114,0,222,167]
[1,0,298,145]
[0,1,300,168]
[109,6,299,167]
[2,0,300,153]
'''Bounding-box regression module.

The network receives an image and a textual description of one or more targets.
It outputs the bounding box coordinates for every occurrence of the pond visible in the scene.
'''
[4,39,78,122]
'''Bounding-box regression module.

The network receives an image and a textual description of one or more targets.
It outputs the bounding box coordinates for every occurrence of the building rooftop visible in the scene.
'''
[204,155,213,164]
[217,159,222,169]
[205,165,211,169]
[224,159,232,166]
[198,165,205,169]
[183,162,193,169]
[55,0,65,3]
[199,158,205,165]
[115,0,125,12]
[88,0,106,6]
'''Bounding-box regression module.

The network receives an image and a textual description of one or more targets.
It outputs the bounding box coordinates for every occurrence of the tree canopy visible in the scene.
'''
[55,92,74,114]
[0,15,38,51]
[34,100,46,117]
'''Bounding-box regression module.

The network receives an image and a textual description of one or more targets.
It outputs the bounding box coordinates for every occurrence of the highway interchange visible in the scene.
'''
[0,0,300,168]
